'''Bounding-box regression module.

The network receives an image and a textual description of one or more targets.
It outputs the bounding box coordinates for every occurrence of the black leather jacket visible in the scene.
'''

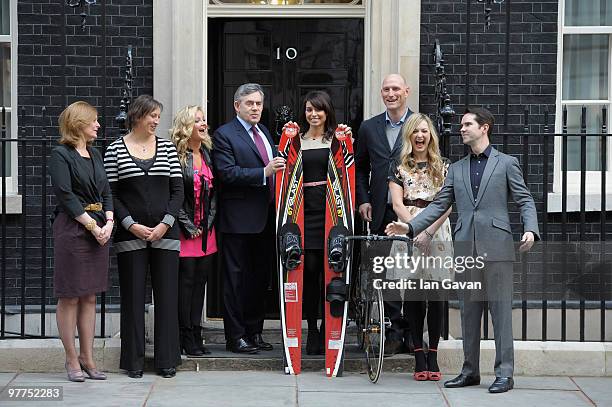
[177,146,217,252]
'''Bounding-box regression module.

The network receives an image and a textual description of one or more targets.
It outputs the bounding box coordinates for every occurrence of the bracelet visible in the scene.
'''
[424,230,434,239]
[85,219,97,231]
[106,218,114,223]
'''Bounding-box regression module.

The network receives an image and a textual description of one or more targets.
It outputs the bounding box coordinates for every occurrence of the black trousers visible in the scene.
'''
[178,254,215,330]
[374,204,408,341]
[118,247,181,371]
[303,249,325,330]
[221,210,275,341]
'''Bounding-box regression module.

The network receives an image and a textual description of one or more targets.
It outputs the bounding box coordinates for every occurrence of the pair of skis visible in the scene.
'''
[275,123,355,377]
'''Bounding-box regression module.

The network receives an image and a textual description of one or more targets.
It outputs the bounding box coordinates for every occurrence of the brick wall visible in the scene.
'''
[419,0,611,299]
[3,0,153,308]
[4,0,610,311]
[420,0,558,134]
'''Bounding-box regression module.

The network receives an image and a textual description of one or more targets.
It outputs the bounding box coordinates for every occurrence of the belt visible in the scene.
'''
[403,199,430,208]
[303,180,327,187]
[84,203,103,212]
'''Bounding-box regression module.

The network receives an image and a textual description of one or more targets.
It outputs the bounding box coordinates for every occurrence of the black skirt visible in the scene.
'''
[53,212,109,298]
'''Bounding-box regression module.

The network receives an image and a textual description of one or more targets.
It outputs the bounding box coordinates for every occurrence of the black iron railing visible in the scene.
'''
[1,104,610,341]
[0,39,133,339]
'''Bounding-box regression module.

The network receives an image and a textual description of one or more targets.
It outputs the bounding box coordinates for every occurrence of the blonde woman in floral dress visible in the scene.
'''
[386,113,453,381]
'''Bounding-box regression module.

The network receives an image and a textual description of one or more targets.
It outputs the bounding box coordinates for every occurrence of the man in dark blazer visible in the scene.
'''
[213,83,286,353]
[355,73,413,354]
[389,107,539,393]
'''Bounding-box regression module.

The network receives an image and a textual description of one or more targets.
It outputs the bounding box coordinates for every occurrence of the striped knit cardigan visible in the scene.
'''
[104,137,184,252]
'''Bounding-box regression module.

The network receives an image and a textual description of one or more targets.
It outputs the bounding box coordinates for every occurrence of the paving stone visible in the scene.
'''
[0,373,16,387]
[480,375,578,391]
[571,377,612,407]
[155,371,296,387]
[298,391,445,407]
[441,386,592,407]
[296,371,440,393]
[10,372,156,384]
[147,384,296,407]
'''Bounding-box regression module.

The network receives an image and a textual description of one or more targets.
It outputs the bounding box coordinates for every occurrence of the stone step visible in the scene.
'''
[200,326,362,345]
[145,344,414,373]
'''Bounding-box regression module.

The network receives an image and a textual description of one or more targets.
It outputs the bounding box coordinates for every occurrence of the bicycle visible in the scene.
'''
[343,234,412,383]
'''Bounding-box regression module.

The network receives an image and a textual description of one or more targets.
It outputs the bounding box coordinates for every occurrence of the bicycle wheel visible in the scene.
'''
[364,288,385,383]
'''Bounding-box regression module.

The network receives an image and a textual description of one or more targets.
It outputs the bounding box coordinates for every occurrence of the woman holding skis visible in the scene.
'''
[285,90,352,354]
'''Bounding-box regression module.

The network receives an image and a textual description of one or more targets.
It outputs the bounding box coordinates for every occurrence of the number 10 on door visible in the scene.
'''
[276,47,298,60]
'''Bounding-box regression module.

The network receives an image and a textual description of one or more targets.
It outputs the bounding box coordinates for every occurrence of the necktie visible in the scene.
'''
[251,126,270,165]
[252,126,273,201]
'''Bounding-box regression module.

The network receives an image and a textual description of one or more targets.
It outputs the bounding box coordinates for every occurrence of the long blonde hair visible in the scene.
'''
[398,113,446,188]
[170,105,212,166]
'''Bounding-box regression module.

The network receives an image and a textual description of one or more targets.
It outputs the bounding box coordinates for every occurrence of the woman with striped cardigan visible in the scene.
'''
[104,95,184,379]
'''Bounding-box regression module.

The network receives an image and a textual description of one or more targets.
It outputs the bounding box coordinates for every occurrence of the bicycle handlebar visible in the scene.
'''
[343,234,411,243]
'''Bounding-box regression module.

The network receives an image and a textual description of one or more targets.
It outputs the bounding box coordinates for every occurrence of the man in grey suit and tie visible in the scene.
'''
[387,107,539,393]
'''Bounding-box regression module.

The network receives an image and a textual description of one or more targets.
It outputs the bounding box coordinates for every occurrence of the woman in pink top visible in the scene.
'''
[171,105,217,357]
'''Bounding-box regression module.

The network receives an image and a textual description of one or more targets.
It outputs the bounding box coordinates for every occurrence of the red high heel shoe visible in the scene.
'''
[413,348,428,381]
[427,348,441,381]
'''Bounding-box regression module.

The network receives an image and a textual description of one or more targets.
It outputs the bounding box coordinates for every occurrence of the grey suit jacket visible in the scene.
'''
[409,147,540,262]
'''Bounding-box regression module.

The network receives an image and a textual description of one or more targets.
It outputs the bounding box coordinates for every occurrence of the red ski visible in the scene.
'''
[276,123,305,375]
[324,128,355,377]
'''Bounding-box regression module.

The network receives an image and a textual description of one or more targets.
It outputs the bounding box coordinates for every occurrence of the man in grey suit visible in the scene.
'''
[387,107,539,393]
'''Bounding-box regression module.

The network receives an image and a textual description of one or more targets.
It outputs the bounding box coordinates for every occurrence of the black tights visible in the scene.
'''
[303,249,325,332]
[178,255,215,330]
[405,297,443,351]
[405,285,444,372]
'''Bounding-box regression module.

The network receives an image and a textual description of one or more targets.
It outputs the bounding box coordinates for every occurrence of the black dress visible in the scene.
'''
[302,138,330,249]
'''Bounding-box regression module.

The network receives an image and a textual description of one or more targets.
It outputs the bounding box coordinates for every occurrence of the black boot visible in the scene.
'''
[192,326,211,355]
[181,327,204,357]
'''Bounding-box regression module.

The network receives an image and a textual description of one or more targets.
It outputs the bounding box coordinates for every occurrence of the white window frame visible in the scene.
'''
[0,0,17,201]
[552,0,612,212]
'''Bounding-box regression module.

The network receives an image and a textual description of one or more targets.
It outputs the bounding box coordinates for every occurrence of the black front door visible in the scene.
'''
[208,18,364,142]
[207,18,364,318]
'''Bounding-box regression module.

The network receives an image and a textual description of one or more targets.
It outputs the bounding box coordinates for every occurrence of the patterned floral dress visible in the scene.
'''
[387,159,454,282]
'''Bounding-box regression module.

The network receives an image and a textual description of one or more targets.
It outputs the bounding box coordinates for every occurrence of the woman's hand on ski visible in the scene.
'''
[337,123,353,143]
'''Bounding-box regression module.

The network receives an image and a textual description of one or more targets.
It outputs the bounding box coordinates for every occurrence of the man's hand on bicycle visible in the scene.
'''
[385,221,410,236]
